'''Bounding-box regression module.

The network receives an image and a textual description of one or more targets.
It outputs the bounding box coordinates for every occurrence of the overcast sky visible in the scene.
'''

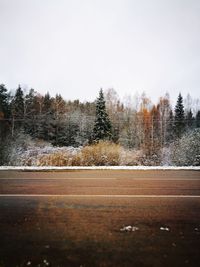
[0,0,200,103]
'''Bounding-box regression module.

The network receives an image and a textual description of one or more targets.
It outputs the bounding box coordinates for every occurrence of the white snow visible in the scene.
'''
[120,225,139,232]
[7,144,81,166]
[0,166,200,170]
[160,226,170,231]
[43,259,49,266]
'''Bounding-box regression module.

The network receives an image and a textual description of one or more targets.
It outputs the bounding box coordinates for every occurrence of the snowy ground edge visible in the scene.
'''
[0,166,200,171]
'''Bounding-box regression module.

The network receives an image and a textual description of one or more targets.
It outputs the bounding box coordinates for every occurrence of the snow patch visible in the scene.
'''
[0,166,200,170]
[120,225,139,232]
[160,226,170,231]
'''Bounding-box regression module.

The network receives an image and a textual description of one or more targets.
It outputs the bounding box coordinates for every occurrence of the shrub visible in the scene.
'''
[37,141,121,166]
[71,141,121,166]
[38,152,72,166]
[8,138,160,166]
[171,129,200,166]
[120,148,143,166]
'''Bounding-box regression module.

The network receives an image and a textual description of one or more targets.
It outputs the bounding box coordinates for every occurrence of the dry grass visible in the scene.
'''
[16,141,143,166]
[37,141,122,166]
[38,152,73,166]
[71,141,121,166]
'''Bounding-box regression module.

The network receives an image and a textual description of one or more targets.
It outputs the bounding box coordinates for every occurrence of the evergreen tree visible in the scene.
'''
[51,94,66,146]
[24,89,36,116]
[62,120,79,146]
[24,88,37,135]
[150,105,161,152]
[166,109,174,143]
[0,84,10,117]
[174,93,185,138]
[37,92,54,141]
[43,92,52,113]
[11,85,25,134]
[0,84,11,164]
[92,89,112,142]
[13,85,24,118]
[112,126,120,143]
[185,109,195,130]
[196,111,200,128]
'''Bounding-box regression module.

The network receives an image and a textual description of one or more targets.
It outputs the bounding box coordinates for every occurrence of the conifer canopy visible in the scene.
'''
[92,89,112,142]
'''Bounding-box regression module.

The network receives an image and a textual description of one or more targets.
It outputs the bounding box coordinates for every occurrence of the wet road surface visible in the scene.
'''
[0,170,200,267]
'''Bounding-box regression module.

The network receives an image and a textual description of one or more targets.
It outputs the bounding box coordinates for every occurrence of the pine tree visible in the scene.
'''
[185,109,195,130]
[24,89,37,135]
[51,94,66,146]
[92,89,112,142]
[24,89,36,116]
[0,84,11,164]
[150,105,161,152]
[11,85,25,134]
[174,93,185,138]
[0,84,10,118]
[37,92,54,141]
[166,109,174,143]
[43,92,52,113]
[12,85,24,118]
[196,111,200,128]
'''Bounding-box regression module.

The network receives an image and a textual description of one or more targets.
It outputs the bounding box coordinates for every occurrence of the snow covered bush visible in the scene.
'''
[37,141,121,166]
[160,147,172,166]
[120,148,143,166]
[7,131,35,165]
[7,132,81,166]
[26,146,80,166]
[35,143,152,166]
[6,134,182,166]
[171,129,200,166]
[138,153,162,166]
[33,141,145,166]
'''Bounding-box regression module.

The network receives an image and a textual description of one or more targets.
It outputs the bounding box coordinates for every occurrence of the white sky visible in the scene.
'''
[0,0,200,103]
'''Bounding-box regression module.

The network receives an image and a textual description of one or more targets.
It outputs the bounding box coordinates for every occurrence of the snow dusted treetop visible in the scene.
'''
[174,93,185,138]
[12,85,24,118]
[196,111,200,128]
[92,89,112,142]
[11,85,25,134]
[0,84,10,117]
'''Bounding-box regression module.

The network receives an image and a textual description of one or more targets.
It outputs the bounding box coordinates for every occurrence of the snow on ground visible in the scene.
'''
[0,166,200,170]
[120,226,139,232]
[160,226,170,231]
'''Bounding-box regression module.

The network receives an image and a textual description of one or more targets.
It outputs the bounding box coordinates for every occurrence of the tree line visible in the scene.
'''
[0,84,200,164]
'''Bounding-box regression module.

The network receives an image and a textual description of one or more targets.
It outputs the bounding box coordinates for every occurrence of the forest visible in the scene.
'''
[0,84,200,166]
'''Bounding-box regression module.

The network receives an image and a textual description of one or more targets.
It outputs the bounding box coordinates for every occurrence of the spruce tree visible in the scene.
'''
[174,93,185,138]
[185,109,195,130]
[92,89,112,142]
[24,89,37,136]
[0,84,10,117]
[11,85,25,133]
[13,85,24,118]
[37,92,54,141]
[196,111,200,128]
[166,109,174,143]
[43,92,52,113]
[0,84,11,164]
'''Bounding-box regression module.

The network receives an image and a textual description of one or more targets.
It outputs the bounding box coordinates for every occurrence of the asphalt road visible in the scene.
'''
[1,169,200,196]
[0,170,200,267]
